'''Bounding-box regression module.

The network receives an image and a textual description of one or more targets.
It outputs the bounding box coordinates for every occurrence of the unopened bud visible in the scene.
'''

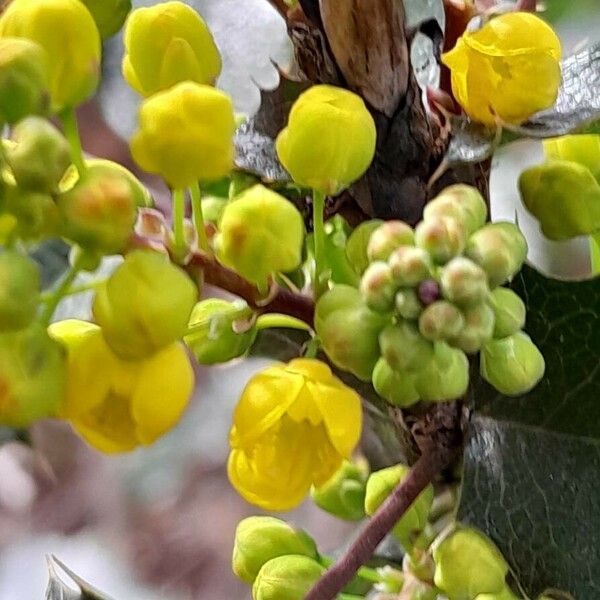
[252,555,325,600]
[372,358,420,407]
[450,302,495,353]
[367,220,415,262]
[489,288,526,338]
[419,301,464,341]
[389,246,433,286]
[379,321,434,372]
[414,342,469,402]
[395,288,422,320]
[415,216,466,264]
[345,219,383,275]
[0,250,40,331]
[360,261,398,313]
[440,256,489,306]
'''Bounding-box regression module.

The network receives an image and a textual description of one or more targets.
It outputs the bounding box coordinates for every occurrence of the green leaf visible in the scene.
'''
[45,556,114,600]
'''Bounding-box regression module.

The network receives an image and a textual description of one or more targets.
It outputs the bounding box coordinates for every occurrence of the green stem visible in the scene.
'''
[255,313,311,332]
[172,188,186,253]
[190,182,210,253]
[320,556,382,584]
[312,189,327,298]
[61,108,85,175]
[40,278,107,302]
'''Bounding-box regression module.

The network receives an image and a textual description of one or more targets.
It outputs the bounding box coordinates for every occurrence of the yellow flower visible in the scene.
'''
[228,358,362,511]
[276,85,376,195]
[442,12,561,126]
[49,320,194,453]
[0,0,101,113]
[130,81,235,188]
[123,1,221,96]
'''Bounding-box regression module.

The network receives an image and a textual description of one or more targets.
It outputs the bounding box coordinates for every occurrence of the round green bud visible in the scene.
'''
[0,37,48,124]
[6,117,71,193]
[450,302,495,354]
[414,342,469,402]
[419,301,465,341]
[367,220,415,262]
[365,465,434,549]
[489,288,526,338]
[315,284,389,381]
[79,0,131,39]
[252,555,325,600]
[93,250,197,360]
[415,216,466,264]
[372,358,420,407]
[465,222,527,288]
[480,331,545,396]
[440,257,490,307]
[5,188,59,241]
[379,321,434,372]
[476,584,522,600]
[433,528,509,600]
[389,246,433,287]
[360,261,398,313]
[0,250,40,331]
[232,516,318,584]
[395,288,423,320]
[311,460,368,521]
[345,219,383,275]
[424,184,487,237]
[184,299,256,365]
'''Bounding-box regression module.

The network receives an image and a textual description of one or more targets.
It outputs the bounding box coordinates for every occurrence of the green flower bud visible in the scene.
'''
[372,358,420,407]
[252,555,325,600]
[476,584,521,600]
[433,528,509,600]
[216,185,304,288]
[93,250,197,360]
[360,261,398,313]
[184,299,256,365]
[389,246,433,286]
[5,187,59,241]
[345,219,383,276]
[367,221,415,262]
[365,465,434,549]
[415,216,466,264]
[0,324,65,427]
[414,342,469,402]
[544,133,600,182]
[465,223,527,288]
[315,284,389,381]
[311,460,368,521]
[0,37,48,124]
[79,0,131,39]
[84,160,152,208]
[0,250,40,331]
[419,301,464,341]
[440,257,489,306]
[489,288,526,338]
[450,302,495,353]
[232,516,318,584]
[379,321,434,372]
[395,288,423,320]
[480,331,545,396]
[424,184,487,237]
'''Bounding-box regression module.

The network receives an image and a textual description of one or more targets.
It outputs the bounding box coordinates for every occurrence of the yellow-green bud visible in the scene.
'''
[93,250,197,360]
[0,324,65,427]
[450,302,494,354]
[389,246,433,287]
[79,0,131,39]
[276,84,377,195]
[372,358,420,407]
[465,223,527,288]
[185,299,256,365]
[0,37,48,124]
[440,257,489,307]
[5,187,59,241]
[6,116,71,193]
[424,184,487,237]
[345,219,383,275]
[481,331,545,396]
[360,261,398,313]
[415,216,466,264]
[232,516,318,584]
[83,160,152,208]
[395,288,422,320]
[365,465,434,549]
[433,528,509,600]
[367,221,415,262]
[419,301,464,341]
[0,0,101,112]
[380,321,434,372]
[315,284,389,381]
[476,584,521,600]
[414,342,469,402]
[489,288,526,338]
[252,555,325,600]
[311,460,368,521]
[0,250,40,331]
[544,133,600,182]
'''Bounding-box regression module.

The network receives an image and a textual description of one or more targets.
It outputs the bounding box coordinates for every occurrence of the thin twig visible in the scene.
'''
[515,0,537,12]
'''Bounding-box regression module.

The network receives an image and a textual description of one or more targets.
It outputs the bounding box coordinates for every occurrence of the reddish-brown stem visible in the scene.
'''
[515,0,537,11]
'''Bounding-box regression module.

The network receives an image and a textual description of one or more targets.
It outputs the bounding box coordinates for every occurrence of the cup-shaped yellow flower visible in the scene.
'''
[0,0,101,113]
[442,12,561,126]
[276,84,376,195]
[123,1,221,96]
[228,358,362,511]
[49,319,194,453]
[130,81,235,189]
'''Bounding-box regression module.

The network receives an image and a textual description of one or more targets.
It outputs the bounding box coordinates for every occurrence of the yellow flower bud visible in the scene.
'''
[0,250,40,331]
[130,81,235,188]
[0,0,101,112]
[442,12,561,126]
[92,250,197,360]
[5,187,60,241]
[49,319,194,453]
[80,0,131,39]
[123,1,221,96]
[228,358,362,511]
[276,85,376,195]
[216,184,305,287]
[252,555,325,600]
